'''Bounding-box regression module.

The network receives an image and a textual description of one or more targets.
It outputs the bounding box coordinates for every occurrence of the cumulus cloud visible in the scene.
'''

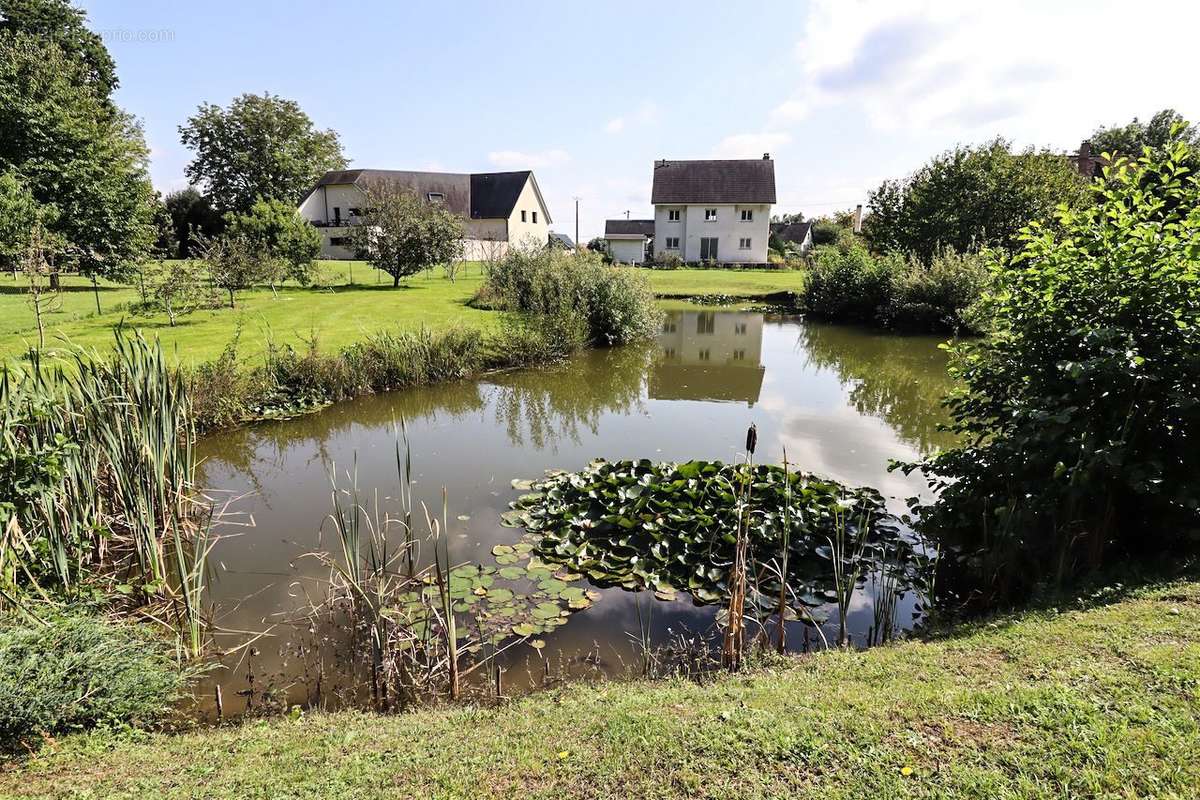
[487,148,570,169]
[711,132,791,159]
[603,101,659,135]
[769,0,1200,145]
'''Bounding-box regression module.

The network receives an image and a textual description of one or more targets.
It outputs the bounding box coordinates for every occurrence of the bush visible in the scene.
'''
[904,132,1200,604]
[476,249,661,346]
[0,614,186,750]
[802,242,987,333]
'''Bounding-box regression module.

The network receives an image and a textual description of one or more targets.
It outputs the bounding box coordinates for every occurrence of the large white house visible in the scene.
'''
[297,169,552,260]
[651,155,775,264]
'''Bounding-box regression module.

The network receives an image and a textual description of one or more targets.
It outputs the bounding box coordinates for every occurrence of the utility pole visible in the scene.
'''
[624,210,630,219]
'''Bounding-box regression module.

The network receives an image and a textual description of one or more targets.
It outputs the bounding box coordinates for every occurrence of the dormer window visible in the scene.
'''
[704,208,718,221]
[427,192,445,203]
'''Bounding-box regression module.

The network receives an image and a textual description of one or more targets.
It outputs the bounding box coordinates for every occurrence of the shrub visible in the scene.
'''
[801,242,899,323]
[476,249,661,346]
[884,249,990,333]
[0,614,186,750]
[903,132,1200,603]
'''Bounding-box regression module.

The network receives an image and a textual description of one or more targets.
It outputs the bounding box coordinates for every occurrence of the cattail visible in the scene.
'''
[745,423,757,455]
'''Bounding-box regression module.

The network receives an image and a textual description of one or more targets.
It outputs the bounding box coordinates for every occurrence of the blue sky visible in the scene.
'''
[81,0,1199,240]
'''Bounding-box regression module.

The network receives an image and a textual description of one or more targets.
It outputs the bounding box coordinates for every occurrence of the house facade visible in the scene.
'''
[603,219,654,264]
[297,169,552,260]
[650,155,775,265]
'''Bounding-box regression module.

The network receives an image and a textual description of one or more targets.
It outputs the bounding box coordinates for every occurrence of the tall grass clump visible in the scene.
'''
[475,249,661,346]
[0,613,188,751]
[1,336,212,656]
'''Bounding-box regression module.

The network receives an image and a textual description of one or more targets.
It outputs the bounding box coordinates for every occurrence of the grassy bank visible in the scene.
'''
[0,264,805,364]
[5,580,1197,798]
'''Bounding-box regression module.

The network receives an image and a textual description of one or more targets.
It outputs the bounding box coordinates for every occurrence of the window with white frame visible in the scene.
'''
[665,236,680,249]
[667,209,680,222]
[704,208,718,221]
[739,237,752,249]
[740,208,753,222]
[427,192,444,203]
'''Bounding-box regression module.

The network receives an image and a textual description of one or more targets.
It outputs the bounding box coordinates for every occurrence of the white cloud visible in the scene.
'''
[487,148,571,169]
[711,132,791,159]
[603,101,659,135]
[771,0,1200,146]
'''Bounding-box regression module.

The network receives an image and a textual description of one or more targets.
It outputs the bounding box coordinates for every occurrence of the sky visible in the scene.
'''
[80,0,1200,242]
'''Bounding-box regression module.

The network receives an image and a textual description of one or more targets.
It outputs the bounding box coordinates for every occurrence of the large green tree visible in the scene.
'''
[226,196,321,286]
[350,189,464,287]
[1090,108,1199,159]
[0,0,155,288]
[863,138,1088,262]
[162,187,224,259]
[179,93,347,214]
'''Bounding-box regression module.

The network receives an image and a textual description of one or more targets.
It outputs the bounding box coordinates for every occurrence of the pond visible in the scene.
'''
[195,310,955,715]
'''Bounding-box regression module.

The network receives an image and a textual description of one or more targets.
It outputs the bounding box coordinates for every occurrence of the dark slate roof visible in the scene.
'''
[650,158,776,205]
[548,231,575,249]
[770,220,813,243]
[605,219,655,237]
[300,169,541,221]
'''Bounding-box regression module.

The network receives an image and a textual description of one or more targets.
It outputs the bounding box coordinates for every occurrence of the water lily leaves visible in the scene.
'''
[529,639,546,650]
[498,566,525,580]
[511,623,535,637]
[486,588,514,603]
[532,602,563,620]
[492,544,515,556]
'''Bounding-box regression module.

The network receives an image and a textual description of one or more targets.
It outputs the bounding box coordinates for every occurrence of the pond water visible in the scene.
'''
[195,310,955,715]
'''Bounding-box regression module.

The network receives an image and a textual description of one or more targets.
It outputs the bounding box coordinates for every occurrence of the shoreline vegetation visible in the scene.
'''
[3,577,1196,798]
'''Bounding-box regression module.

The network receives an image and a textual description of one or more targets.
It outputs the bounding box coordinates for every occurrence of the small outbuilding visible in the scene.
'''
[603,219,655,264]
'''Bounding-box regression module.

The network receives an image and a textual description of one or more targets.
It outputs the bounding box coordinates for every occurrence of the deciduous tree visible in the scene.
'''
[226,197,321,287]
[350,190,464,287]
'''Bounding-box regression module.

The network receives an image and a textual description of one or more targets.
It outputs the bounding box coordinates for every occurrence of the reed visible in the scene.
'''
[828,498,872,648]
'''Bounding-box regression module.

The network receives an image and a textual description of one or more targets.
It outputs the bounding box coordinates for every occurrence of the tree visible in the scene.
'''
[21,223,64,349]
[1090,108,1200,160]
[863,138,1088,262]
[0,171,48,274]
[162,187,224,259]
[146,258,210,326]
[906,129,1200,602]
[179,93,347,214]
[350,190,464,287]
[0,5,156,305]
[197,233,263,309]
[226,196,321,287]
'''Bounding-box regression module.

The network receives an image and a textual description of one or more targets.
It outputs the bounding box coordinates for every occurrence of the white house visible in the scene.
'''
[297,169,552,260]
[603,219,654,264]
[651,155,776,265]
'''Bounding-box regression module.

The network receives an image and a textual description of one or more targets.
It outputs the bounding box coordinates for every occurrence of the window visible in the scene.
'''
[427,192,444,203]
[349,207,362,217]
[739,237,752,250]
[330,236,350,246]
[696,312,715,335]
[663,347,676,359]
[665,237,680,250]
[662,320,677,334]
[667,209,681,222]
[333,207,342,224]
[521,210,527,222]
[698,348,711,361]
[700,237,719,260]
[740,209,753,222]
[733,349,746,361]
[532,211,538,224]
[704,208,718,221]
[734,322,747,335]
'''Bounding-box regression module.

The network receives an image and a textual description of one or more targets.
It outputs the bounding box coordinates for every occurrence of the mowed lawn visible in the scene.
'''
[4,581,1197,798]
[0,262,806,364]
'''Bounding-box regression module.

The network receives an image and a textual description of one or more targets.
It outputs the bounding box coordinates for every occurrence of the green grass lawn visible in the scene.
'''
[5,580,1197,799]
[0,263,806,365]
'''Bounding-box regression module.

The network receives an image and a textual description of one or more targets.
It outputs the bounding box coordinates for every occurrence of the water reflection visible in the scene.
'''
[195,311,954,713]
[652,310,765,404]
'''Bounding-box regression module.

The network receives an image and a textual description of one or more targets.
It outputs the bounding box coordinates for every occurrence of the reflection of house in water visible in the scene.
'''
[651,312,765,404]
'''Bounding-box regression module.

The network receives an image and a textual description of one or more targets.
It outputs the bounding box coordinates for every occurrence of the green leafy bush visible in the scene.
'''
[0,614,186,750]
[801,242,900,324]
[903,131,1200,602]
[476,249,661,346]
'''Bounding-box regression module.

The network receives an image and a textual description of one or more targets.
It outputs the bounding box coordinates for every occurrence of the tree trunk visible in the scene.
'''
[393,273,400,288]
[92,275,101,314]
[228,288,235,309]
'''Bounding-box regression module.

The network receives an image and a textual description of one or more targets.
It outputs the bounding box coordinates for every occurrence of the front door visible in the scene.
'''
[700,237,719,261]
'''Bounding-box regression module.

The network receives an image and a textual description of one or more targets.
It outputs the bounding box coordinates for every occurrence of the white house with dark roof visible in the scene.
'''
[298,169,552,260]
[603,219,655,264]
[651,155,776,264]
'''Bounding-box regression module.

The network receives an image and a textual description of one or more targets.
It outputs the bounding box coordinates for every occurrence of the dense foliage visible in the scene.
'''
[226,196,322,286]
[476,249,661,346]
[506,459,931,614]
[160,187,224,259]
[350,189,465,287]
[0,614,185,750]
[802,241,988,333]
[904,133,1200,602]
[864,138,1087,262]
[179,92,346,214]
[1090,108,1199,164]
[0,0,156,280]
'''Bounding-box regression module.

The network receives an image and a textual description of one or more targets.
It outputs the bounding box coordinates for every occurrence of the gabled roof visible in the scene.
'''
[605,219,655,237]
[548,231,575,249]
[771,219,813,244]
[300,169,549,221]
[651,158,777,205]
